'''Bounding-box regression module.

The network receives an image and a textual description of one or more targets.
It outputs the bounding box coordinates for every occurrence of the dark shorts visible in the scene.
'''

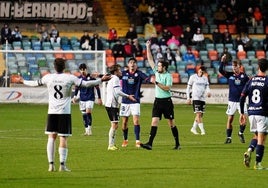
[105,107,120,122]
[192,100,206,113]
[152,97,174,120]
[46,114,72,136]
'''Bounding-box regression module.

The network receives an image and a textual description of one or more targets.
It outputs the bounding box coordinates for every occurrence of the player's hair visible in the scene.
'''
[109,64,121,74]
[127,57,137,63]
[232,60,241,66]
[158,59,169,70]
[258,58,268,72]
[79,63,87,70]
[54,58,66,73]
[199,65,206,72]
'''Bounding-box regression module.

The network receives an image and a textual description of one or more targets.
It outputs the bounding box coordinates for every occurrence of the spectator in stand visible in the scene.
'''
[124,39,134,57]
[138,0,149,25]
[212,28,223,44]
[167,35,180,50]
[150,33,160,52]
[181,26,193,47]
[222,29,233,45]
[213,7,227,25]
[192,28,205,50]
[164,47,177,72]
[162,28,172,42]
[190,13,203,33]
[89,33,103,50]
[1,23,12,44]
[220,47,233,64]
[11,26,22,43]
[80,31,91,49]
[132,39,143,57]
[174,49,182,62]
[49,24,61,44]
[240,32,253,51]
[253,6,263,27]
[112,40,125,60]
[236,14,248,34]
[246,7,255,27]
[162,12,174,28]
[158,37,168,52]
[154,47,164,62]
[234,35,244,51]
[262,34,268,51]
[130,7,144,29]
[125,26,138,41]
[107,28,118,49]
[40,25,49,43]
[225,6,237,24]
[183,47,196,63]
[81,39,91,50]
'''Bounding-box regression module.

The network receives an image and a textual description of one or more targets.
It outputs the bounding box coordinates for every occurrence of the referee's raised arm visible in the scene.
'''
[146,40,155,69]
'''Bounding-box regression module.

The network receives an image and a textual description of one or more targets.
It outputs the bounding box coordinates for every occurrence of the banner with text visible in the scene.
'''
[0,1,93,22]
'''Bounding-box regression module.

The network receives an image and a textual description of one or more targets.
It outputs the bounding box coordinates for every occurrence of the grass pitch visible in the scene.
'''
[0,103,267,188]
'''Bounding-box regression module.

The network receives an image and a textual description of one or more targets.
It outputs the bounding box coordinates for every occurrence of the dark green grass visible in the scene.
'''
[0,103,267,188]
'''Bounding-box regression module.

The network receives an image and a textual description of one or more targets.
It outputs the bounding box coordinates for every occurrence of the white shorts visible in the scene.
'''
[249,115,268,133]
[226,101,248,115]
[79,100,94,112]
[119,103,140,117]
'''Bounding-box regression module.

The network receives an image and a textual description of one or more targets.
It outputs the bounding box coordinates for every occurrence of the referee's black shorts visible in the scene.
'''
[152,97,174,120]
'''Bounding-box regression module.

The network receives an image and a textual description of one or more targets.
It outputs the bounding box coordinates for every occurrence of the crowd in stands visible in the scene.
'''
[2,0,268,84]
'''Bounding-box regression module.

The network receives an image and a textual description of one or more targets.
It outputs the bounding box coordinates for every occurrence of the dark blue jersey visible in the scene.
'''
[240,75,268,116]
[121,70,148,104]
[219,62,249,102]
[74,74,101,101]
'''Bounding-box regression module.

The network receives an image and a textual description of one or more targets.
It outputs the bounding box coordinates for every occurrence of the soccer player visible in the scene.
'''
[120,57,148,148]
[72,63,102,136]
[239,58,268,169]
[20,58,110,172]
[219,55,249,144]
[140,40,181,150]
[186,65,211,135]
[105,64,136,151]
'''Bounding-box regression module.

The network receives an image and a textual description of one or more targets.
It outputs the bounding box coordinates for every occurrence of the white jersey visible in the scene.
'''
[105,75,128,108]
[23,73,101,114]
[186,74,210,101]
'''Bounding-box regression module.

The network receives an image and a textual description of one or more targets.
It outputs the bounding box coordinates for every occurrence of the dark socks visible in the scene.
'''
[249,139,257,152]
[239,124,246,134]
[123,128,128,140]
[226,128,232,137]
[134,125,140,140]
[171,126,180,146]
[148,126,157,146]
[256,145,265,163]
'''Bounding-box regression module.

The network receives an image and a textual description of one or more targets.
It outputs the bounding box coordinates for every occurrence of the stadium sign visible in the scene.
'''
[0,1,93,21]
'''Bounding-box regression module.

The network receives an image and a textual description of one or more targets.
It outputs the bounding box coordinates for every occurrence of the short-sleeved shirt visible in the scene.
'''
[153,68,172,98]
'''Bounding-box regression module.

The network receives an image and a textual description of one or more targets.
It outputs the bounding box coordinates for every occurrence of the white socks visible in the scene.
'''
[47,137,55,163]
[108,127,116,147]
[59,147,68,164]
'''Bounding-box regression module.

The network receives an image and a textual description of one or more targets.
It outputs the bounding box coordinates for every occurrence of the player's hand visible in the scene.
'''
[239,114,246,125]
[97,98,103,105]
[146,40,151,48]
[72,97,77,103]
[101,74,111,82]
[186,99,191,105]
[128,95,136,102]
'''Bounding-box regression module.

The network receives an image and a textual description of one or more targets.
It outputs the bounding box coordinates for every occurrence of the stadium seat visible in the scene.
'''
[208,50,218,61]
[227,24,237,34]
[256,50,266,59]
[237,51,247,60]
[172,73,180,83]
[218,24,227,33]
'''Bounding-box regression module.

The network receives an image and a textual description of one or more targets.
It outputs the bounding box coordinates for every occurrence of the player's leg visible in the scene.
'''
[85,101,94,135]
[58,136,71,172]
[47,134,57,172]
[190,101,199,135]
[106,107,119,150]
[131,103,141,147]
[225,102,236,143]
[238,103,247,143]
[121,116,129,147]
[120,104,130,147]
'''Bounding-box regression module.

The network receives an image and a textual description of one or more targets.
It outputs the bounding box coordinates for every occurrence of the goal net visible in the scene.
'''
[0,49,107,101]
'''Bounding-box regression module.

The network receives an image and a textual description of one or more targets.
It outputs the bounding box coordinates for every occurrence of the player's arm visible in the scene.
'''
[114,86,136,102]
[95,85,102,105]
[22,79,43,87]
[145,40,155,69]
[155,81,171,91]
